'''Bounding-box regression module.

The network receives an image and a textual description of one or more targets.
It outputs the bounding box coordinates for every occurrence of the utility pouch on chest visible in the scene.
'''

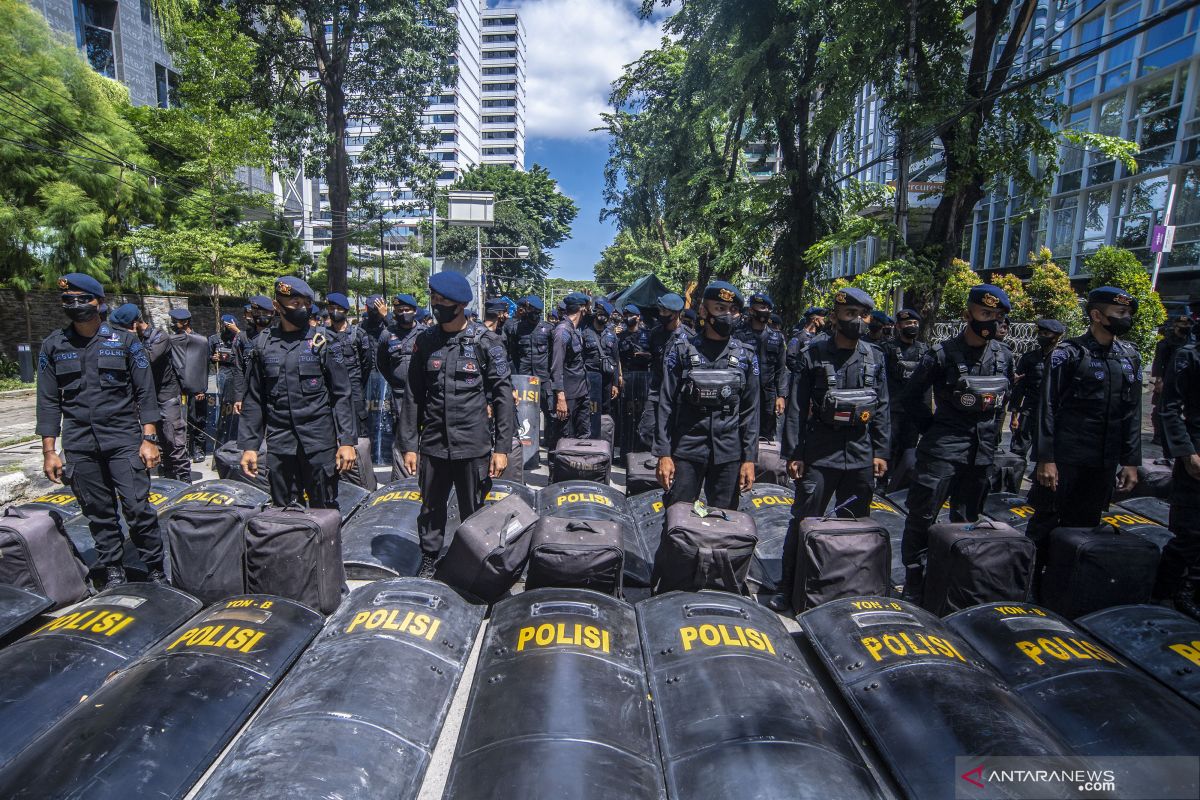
[820,389,878,427]
[684,368,744,409]
[952,376,1008,413]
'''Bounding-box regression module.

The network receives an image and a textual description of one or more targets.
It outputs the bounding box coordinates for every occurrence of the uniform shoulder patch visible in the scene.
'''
[749,352,760,376]
[1049,343,1074,368]
[488,344,510,378]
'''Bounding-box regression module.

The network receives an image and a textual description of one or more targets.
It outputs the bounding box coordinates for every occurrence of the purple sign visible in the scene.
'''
[1151,225,1167,253]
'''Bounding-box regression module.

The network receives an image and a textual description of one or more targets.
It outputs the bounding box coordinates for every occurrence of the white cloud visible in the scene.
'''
[512,0,667,140]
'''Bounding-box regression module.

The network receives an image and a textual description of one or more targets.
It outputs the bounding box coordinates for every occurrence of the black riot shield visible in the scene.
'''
[447,479,540,530]
[367,368,394,465]
[1098,507,1175,550]
[639,592,886,800]
[1115,496,1171,527]
[980,492,1037,531]
[869,495,908,588]
[801,596,1074,799]
[0,584,50,642]
[212,366,240,446]
[884,488,952,522]
[513,374,543,468]
[1078,604,1200,709]
[587,370,604,439]
[336,480,370,522]
[194,580,484,800]
[160,479,270,512]
[443,588,666,800]
[739,484,795,594]
[0,584,201,769]
[63,477,194,576]
[15,488,81,522]
[341,478,423,579]
[539,480,651,587]
[621,369,651,455]
[628,489,667,587]
[0,595,321,799]
[947,602,1200,761]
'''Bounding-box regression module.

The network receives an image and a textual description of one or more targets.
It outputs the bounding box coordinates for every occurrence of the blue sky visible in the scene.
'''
[509,0,668,281]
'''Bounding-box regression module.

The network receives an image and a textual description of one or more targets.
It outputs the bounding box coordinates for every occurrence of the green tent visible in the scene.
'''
[606,274,672,312]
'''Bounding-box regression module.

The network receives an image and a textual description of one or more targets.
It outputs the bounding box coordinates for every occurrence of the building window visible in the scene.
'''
[482,99,516,108]
[77,1,118,79]
[483,33,517,44]
[484,82,518,93]
[483,146,516,156]
[439,132,457,143]
[155,63,180,108]
[483,67,517,76]
[483,50,518,60]
[483,114,517,124]
[483,130,515,140]
[140,0,151,25]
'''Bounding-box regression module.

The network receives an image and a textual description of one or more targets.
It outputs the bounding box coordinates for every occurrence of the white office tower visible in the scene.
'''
[479,5,527,169]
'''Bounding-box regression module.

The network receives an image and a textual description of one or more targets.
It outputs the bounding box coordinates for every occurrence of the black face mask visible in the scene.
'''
[594,316,609,328]
[172,322,189,334]
[709,313,736,337]
[1037,334,1059,350]
[221,329,235,342]
[899,325,919,340]
[395,310,416,327]
[63,303,98,323]
[432,303,459,324]
[1101,314,1133,337]
[754,309,770,323]
[281,305,311,327]
[253,315,272,329]
[969,318,1000,340]
[625,317,639,328]
[329,310,347,324]
[659,313,674,325]
[838,318,869,340]
[868,324,883,337]
[1176,325,1193,338]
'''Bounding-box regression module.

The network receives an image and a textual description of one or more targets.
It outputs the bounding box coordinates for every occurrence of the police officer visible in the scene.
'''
[233,295,274,415]
[681,308,698,336]
[209,314,241,446]
[238,277,358,508]
[502,298,522,345]
[483,298,509,334]
[360,294,389,340]
[619,303,652,454]
[325,292,373,438]
[1026,287,1142,575]
[734,293,787,442]
[774,287,889,611]
[37,275,165,588]
[597,300,623,416]
[549,291,592,442]
[378,293,423,479]
[1151,312,1193,445]
[881,309,930,491]
[654,281,760,511]
[398,272,515,577]
[639,293,688,446]
[517,297,556,442]
[787,306,827,374]
[111,304,191,482]
[581,298,619,437]
[167,308,208,462]
[897,285,1015,603]
[867,310,894,347]
[1007,319,1065,458]
[1157,329,1200,617]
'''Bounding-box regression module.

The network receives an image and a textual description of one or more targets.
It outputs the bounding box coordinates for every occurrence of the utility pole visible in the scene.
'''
[893,0,916,256]
[430,196,438,288]
[379,216,387,299]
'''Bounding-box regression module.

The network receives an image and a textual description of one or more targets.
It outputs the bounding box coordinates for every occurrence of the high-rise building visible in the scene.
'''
[480,6,527,169]
[834,0,1200,301]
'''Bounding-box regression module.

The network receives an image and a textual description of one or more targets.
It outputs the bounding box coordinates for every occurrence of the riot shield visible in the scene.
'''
[15,488,81,522]
[513,374,543,468]
[211,367,239,446]
[947,602,1200,761]
[341,478,423,579]
[160,479,270,512]
[640,592,886,800]
[628,489,667,585]
[980,492,1036,531]
[0,584,50,642]
[194,580,484,800]
[1115,496,1171,527]
[587,370,604,439]
[539,480,650,587]
[445,479,539,534]
[1098,507,1175,550]
[885,488,952,522]
[620,370,650,455]
[336,480,370,522]
[739,484,795,594]
[801,596,1074,799]
[0,584,201,768]
[0,595,319,799]
[1078,604,1200,709]
[367,369,394,466]
[869,495,908,588]
[443,588,666,800]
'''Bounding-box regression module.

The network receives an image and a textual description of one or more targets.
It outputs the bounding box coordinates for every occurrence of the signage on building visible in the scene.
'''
[1151,224,1176,253]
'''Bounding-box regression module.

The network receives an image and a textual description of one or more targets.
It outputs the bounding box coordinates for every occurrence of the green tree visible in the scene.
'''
[1084,246,1166,360]
[0,0,161,289]
[224,0,457,295]
[426,165,579,298]
[1026,247,1083,335]
[986,273,1035,322]
[940,259,983,319]
[122,8,284,327]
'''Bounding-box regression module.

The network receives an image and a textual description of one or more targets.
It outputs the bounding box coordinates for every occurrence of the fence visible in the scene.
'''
[930,321,1038,357]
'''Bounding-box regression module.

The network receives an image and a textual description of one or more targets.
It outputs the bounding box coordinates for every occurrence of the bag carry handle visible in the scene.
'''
[565,520,597,533]
[821,495,860,521]
[694,505,731,521]
[694,546,742,594]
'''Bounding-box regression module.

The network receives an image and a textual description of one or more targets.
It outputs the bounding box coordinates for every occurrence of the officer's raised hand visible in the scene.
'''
[335,444,357,473]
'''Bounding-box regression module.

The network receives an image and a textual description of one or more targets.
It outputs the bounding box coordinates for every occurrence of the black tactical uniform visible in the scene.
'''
[880,334,930,490]
[398,321,515,557]
[550,314,591,441]
[898,331,1014,596]
[1157,341,1200,616]
[238,325,357,508]
[36,321,163,575]
[143,324,190,481]
[1008,347,1050,458]
[639,319,688,446]
[208,326,240,446]
[377,319,423,479]
[581,319,610,436]
[734,317,787,442]
[654,332,760,511]
[1151,322,1192,445]
[326,322,372,439]
[1025,330,1142,546]
[618,319,652,453]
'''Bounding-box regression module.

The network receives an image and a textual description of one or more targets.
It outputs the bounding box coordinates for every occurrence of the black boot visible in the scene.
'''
[761,593,791,614]
[103,566,127,591]
[1172,580,1200,621]
[418,552,438,580]
[145,568,169,586]
[900,566,924,605]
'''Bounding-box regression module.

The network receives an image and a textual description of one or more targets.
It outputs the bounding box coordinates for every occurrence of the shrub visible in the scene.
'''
[987,272,1036,321]
[1083,245,1167,360]
[940,259,983,319]
[1026,247,1084,336]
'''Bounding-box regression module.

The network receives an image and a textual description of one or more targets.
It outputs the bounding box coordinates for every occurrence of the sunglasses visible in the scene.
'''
[61,294,96,305]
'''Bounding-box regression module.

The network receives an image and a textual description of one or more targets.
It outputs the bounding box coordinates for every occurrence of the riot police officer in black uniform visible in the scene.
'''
[581,298,619,438]
[654,281,760,511]
[208,314,241,446]
[399,271,515,577]
[378,293,423,479]
[1007,319,1065,458]
[37,274,165,589]
[1151,312,1194,445]
[787,306,827,374]
[326,292,374,439]
[1157,328,1200,618]
[597,299,622,417]
[550,291,592,442]
[238,277,358,508]
[619,303,652,454]
[867,310,894,347]
[639,293,687,447]
[897,284,1015,603]
[734,293,787,442]
[1026,287,1142,575]
[168,308,208,462]
[881,309,930,491]
[516,296,555,443]
[233,295,274,413]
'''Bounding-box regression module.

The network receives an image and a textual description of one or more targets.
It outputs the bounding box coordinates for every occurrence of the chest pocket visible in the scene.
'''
[98,354,127,386]
[456,358,481,388]
[55,359,83,393]
[298,359,324,393]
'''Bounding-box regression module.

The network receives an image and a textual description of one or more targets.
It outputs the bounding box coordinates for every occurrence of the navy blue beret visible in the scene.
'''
[657,293,684,312]
[276,276,315,302]
[870,310,893,325]
[415,308,431,321]
[393,293,418,309]
[220,314,236,325]
[623,304,640,315]
[595,299,613,315]
[366,294,383,306]
[58,273,104,298]
[1088,285,1138,312]
[682,309,698,322]
[429,271,473,305]
[168,307,192,321]
[110,303,141,326]
[249,295,274,311]
[896,308,922,323]
[563,291,589,311]
[1037,319,1066,334]
[485,298,508,314]
[325,292,350,310]
[968,284,1011,312]
[833,287,875,312]
[703,281,744,308]
[749,292,773,308]
[803,306,827,318]
[525,296,544,312]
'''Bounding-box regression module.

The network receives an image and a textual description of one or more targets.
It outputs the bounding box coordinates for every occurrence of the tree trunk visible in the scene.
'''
[324,79,350,295]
